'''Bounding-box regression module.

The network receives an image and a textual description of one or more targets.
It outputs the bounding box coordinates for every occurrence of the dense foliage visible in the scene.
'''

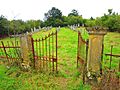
[0,15,8,37]
[0,8,120,37]
[0,17,43,37]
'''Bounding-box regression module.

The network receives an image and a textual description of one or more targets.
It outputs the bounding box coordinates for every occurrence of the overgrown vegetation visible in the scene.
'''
[0,27,120,90]
[0,28,91,90]
[103,32,120,72]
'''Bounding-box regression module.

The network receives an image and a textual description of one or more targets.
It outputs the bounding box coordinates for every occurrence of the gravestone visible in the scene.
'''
[31,28,33,33]
[34,27,36,32]
[39,26,41,30]
[26,31,29,35]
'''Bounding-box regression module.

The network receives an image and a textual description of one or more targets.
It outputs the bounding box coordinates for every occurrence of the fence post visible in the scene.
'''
[20,34,33,69]
[86,27,107,78]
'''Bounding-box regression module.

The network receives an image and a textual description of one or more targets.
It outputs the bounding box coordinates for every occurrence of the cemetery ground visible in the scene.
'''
[0,27,120,90]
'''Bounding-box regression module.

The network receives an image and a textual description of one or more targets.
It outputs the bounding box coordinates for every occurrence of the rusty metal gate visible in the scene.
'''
[0,40,21,63]
[77,31,88,69]
[31,31,58,72]
[105,45,120,72]
[77,31,89,83]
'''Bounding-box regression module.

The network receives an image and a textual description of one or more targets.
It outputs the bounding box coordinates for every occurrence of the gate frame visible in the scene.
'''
[31,30,58,72]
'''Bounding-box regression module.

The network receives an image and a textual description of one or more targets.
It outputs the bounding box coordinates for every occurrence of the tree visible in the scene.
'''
[85,19,96,27]
[67,16,83,25]
[95,10,120,32]
[44,7,62,20]
[0,15,8,37]
[90,17,94,20]
[108,9,113,15]
[61,16,69,26]
[68,9,79,16]
[44,7,63,26]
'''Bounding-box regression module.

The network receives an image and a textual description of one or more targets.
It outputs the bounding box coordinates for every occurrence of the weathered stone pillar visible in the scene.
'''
[87,27,107,77]
[20,34,33,69]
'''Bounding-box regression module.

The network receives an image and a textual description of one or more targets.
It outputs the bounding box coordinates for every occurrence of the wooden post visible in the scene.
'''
[86,27,107,78]
[20,34,33,69]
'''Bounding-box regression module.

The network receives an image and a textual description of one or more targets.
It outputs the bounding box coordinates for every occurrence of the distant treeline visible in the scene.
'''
[0,7,120,37]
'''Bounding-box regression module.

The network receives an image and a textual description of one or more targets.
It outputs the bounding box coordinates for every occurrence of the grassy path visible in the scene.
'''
[57,28,78,76]
[0,28,90,90]
[0,28,120,90]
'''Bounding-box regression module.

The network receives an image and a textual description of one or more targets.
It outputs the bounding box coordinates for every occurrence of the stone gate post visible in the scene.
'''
[87,27,107,77]
[20,34,33,69]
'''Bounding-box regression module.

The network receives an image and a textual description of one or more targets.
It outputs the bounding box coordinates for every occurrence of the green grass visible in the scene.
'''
[32,28,56,39]
[0,27,120,90]
[104,32,120,54]
[103,32,120,71]
[0,27,90,90]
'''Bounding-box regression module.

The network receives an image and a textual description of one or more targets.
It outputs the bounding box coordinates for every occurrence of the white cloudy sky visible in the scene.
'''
[0,0,120,20]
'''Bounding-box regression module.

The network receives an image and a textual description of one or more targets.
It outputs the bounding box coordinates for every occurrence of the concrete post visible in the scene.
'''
[87,27,107,77]
[20,34,33,69]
